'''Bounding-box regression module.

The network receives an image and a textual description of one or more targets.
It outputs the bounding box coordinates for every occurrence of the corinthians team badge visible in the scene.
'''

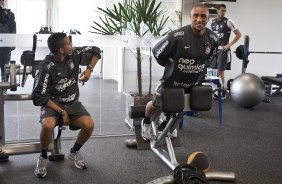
[205,42,211,55]
[68,60,75,70]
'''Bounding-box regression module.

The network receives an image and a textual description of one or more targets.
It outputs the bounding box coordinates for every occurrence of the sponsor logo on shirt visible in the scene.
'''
[47,62,54,70]
[156,40,169,58]
[58,94,76,102]
[177,58,205,74]
[217,33,224,38]
[41,73,49,94]
[68,60,75,70]
[55,77,76,92]
[173,81,197,89]
[174,31,184,37]
[77,46,93,55]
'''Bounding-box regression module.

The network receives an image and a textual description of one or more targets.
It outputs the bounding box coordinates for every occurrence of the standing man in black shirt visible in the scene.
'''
[211,4,241,99]
[32,33,101,178]
[0,0,16,83]
[141,4,218,140]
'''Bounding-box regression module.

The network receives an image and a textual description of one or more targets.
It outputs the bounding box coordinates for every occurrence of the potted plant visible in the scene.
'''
[90,0,169,96]
[90,0,170,129]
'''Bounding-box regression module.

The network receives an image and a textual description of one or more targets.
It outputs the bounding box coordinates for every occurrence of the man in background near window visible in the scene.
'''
[0,0,16,83]
[211,4,241,99]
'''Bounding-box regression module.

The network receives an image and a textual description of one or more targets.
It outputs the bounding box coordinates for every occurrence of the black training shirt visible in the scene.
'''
[152,25,218,90]
[32,46,101,107]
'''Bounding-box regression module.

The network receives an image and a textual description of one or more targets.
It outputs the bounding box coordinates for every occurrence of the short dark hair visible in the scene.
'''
[193,3,209,11]
[191,4,209,16]
[217,4,226,10]
[47,32,67,54]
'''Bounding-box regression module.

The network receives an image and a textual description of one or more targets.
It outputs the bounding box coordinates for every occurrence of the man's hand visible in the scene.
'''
[223,44,231,51]
[79,68,92,85]
[61,110,70,126]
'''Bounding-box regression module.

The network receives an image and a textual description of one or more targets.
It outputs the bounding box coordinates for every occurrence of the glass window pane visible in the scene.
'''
[14,0,47,34]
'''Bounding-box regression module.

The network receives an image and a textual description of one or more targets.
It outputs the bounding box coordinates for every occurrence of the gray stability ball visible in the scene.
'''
[230,73,265,108]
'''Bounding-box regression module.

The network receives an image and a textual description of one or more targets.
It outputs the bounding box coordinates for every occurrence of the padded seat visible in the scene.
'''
[261,76,282,85]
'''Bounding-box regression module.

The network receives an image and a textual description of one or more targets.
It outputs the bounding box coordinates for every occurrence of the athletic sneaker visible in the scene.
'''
[68,151,87,169]
[34,157,47,178]
[141,119,152,140]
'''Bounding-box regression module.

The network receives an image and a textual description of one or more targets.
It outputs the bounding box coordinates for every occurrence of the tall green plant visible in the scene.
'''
[90,0,169,96]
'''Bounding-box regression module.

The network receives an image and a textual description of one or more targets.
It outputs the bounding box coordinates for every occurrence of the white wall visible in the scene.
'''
[50,0,105,35]
[8,0,48,34]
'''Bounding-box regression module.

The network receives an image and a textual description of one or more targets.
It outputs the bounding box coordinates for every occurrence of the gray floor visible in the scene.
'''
[1,78,282,184]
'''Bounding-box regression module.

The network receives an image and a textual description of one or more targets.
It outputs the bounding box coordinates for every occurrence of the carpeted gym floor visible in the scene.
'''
[0,78,282,184]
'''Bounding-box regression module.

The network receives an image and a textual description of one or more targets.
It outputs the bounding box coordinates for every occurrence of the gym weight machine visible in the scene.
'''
[126,86,235,183]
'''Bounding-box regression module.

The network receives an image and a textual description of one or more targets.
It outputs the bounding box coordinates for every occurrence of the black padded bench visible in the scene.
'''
[261,76,282,96]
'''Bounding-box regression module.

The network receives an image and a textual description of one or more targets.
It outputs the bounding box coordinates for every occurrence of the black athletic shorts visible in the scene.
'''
[39,101,90,130]
[212,48,231,70]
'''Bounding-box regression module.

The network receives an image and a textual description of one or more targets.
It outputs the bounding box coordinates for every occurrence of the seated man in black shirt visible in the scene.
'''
[141,4,218,140]
[32,33,101,178]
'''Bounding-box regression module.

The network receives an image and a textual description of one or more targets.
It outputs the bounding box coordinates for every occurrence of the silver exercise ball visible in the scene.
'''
[230,73,265,108]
